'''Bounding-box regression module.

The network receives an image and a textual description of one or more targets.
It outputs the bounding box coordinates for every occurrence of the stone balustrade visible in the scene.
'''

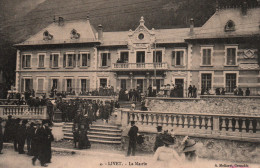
[0,105,48,119]
[119,109,260,142]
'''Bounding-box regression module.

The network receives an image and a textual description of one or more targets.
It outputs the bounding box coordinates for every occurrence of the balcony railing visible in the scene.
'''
[112,62,168,70]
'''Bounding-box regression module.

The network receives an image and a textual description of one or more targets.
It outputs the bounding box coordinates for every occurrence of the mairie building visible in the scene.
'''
[14,4,260,97]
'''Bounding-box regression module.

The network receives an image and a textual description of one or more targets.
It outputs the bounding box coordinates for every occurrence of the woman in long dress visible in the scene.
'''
[152,134,183,168]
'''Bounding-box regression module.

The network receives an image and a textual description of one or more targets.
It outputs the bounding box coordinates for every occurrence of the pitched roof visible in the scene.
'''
[16,19,98,46]
[190,7,260,39]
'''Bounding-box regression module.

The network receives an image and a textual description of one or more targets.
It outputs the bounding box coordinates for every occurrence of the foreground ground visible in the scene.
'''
[1,146,260,168]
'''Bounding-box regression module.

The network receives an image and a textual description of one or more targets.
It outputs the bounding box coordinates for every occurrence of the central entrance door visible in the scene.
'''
[175,79,184,97]
[137,79,144,93]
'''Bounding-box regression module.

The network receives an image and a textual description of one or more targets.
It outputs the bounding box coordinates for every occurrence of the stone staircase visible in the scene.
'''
[62,122,122,144]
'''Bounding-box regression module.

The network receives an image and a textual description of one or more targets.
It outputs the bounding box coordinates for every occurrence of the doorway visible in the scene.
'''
[137,79,144,93]
[175,79,184,97]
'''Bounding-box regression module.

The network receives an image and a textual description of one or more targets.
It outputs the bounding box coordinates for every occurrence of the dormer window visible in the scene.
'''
[43,30,53,40]
[70,29,80,39]
[225,20,235,32]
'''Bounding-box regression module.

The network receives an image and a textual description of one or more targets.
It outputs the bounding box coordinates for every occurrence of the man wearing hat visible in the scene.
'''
[127,121,139,156]
[4,115,13,142]
[27,121,36,156]
[32,120,43,166]
[13,118,21,152]
[17,119,28,154]
[154,126,164,152]
[0,117,3,154]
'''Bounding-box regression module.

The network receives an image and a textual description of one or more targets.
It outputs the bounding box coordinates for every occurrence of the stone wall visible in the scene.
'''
[146,96,260,116]
[121,133,260,163]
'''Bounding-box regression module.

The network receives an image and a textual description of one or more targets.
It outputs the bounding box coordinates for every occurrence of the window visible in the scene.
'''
[50,54,59,68]
[226,73,236,92]
[63,53,76,68]
[38,54,45,68]
[100,53,111,67]
[201,48,212,65]
[37,78,44,92]
[201,74,212,90]
[226,47,237,65]
[138,33,144,40]
[136,51,145,63]
[80,53,90,67]
[225,20,235,32]
[22,55,31,68]
[24,79,33,92]
[172,50,184,66]
[81,79,90,92]
[66,79,72,92]
[100,78,107,87]
[52,79,58,89]
[121,79,126,90]
[153,50,162,63]
[120,52,129,63]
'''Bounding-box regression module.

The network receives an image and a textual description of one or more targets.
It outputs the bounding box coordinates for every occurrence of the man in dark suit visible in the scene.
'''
[17,119,28,154]
[43,120,54,164]
[13,118,21,152]
[127,121,138,156]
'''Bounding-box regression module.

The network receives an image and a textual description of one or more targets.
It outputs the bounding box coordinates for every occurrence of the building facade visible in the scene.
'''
[15,5,260,97]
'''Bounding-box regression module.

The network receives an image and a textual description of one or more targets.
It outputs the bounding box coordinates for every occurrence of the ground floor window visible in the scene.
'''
[52,79,58,89]
[66,79,72,92]
[201,74,212,90]
[100,78,107,87]
[81,79,87,92]
[226,73,236,92]
[25,79,33,92]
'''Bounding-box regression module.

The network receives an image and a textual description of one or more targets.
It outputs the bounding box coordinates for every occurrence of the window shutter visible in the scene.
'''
[50,54,53,68]
[62,79,65,92]
[78,54,80,67]
[86,79,90,90]
[21,79,24,92]
[87,53,91,67]
[107,53,111,67]
[63,54,66,67]
[22,55,25,68]
[73,54,76,67]
[180,51,184,65]
[172,51,175,66]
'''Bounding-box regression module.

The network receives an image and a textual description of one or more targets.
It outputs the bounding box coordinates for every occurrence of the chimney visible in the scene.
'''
[216,0,219,12]
[189,18,194,35]
[241,1,248,15]
[98,24,103,40]
[58,17,64,26]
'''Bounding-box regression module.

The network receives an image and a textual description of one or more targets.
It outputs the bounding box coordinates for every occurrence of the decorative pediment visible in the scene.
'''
[43,30,53,41]
[128,16,156,51]
[70,29,80,39]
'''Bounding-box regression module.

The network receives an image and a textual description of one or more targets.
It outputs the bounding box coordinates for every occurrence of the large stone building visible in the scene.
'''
[14,4,260,97]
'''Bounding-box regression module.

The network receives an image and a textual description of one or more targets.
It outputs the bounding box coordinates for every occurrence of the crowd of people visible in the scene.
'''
[200,86,251,96]
[56,98,119,124]
[1,115,54,167]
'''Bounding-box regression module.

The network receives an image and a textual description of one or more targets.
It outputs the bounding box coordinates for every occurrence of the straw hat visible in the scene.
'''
[183,139,198,153]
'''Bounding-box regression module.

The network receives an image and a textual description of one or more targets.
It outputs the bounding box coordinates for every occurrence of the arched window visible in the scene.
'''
[225,20,235,32]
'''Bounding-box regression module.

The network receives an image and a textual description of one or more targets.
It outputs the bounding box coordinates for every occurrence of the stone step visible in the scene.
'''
[88,134,121,140]
[64,132,73,137]
[64,136,73,140]
[62,128,72,132]
[88,138,121,144]
[90,124,119,129]
[89,128,121,132]
[88,131,121,136]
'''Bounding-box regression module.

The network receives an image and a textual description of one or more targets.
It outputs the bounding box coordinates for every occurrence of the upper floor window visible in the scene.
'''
[119,52,129,63]
[63,53,76,68]
[136,51,145,63]
[153,50,162,63]
[50,53,59,68]
[79,53,90,67]
[22,54,31,68]
[43,30,53,40]
[225,46,237,66]
[201,47,213,66]
[172,50,184,66]
[38,54,45,68]
[100,52,111,67]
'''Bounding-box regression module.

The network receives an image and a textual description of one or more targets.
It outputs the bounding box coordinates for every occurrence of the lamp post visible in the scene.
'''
[154,41,157,93]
